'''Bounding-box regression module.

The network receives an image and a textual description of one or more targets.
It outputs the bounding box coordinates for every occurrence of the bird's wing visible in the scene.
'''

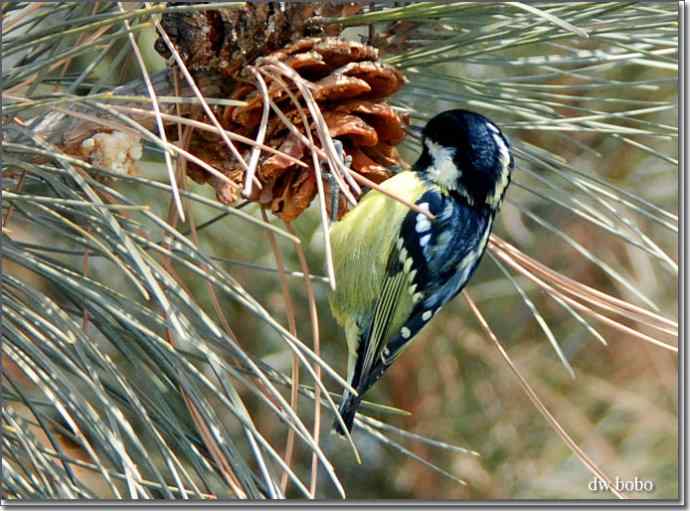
[329,172,427,356]
[355,189,493,392]
[348,243,415,391]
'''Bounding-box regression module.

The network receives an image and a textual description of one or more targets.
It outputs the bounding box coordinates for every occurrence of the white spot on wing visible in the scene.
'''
[420,234,431,247]
[404,256,413,273]
[401,327,411,339]
[415,214,431,233]
[422,310,432,321]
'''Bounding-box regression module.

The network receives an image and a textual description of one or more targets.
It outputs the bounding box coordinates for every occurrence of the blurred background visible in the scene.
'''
[2,1,678,501]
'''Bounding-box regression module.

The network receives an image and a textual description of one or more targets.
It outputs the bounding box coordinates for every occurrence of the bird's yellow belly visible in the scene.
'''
[328,171,426,354]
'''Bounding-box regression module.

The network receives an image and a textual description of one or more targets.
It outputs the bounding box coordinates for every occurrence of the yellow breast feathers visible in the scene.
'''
[328,171,427,354]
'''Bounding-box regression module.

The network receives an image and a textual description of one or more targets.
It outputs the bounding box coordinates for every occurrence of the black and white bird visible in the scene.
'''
[329,109,515,434]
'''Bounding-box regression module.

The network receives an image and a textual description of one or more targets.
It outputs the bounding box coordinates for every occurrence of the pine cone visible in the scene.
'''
[158,4,409,222]
[156,3,319,78]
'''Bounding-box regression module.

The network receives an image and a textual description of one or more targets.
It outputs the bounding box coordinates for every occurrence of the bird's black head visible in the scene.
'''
[413,109,514,210]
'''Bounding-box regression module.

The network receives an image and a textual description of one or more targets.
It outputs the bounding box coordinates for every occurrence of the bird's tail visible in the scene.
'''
[333,391,361,436]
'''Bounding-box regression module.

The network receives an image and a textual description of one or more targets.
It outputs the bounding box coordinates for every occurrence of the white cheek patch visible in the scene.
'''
[425,139,460,190]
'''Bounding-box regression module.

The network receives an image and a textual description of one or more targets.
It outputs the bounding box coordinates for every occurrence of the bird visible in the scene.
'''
[328,109,515,435]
